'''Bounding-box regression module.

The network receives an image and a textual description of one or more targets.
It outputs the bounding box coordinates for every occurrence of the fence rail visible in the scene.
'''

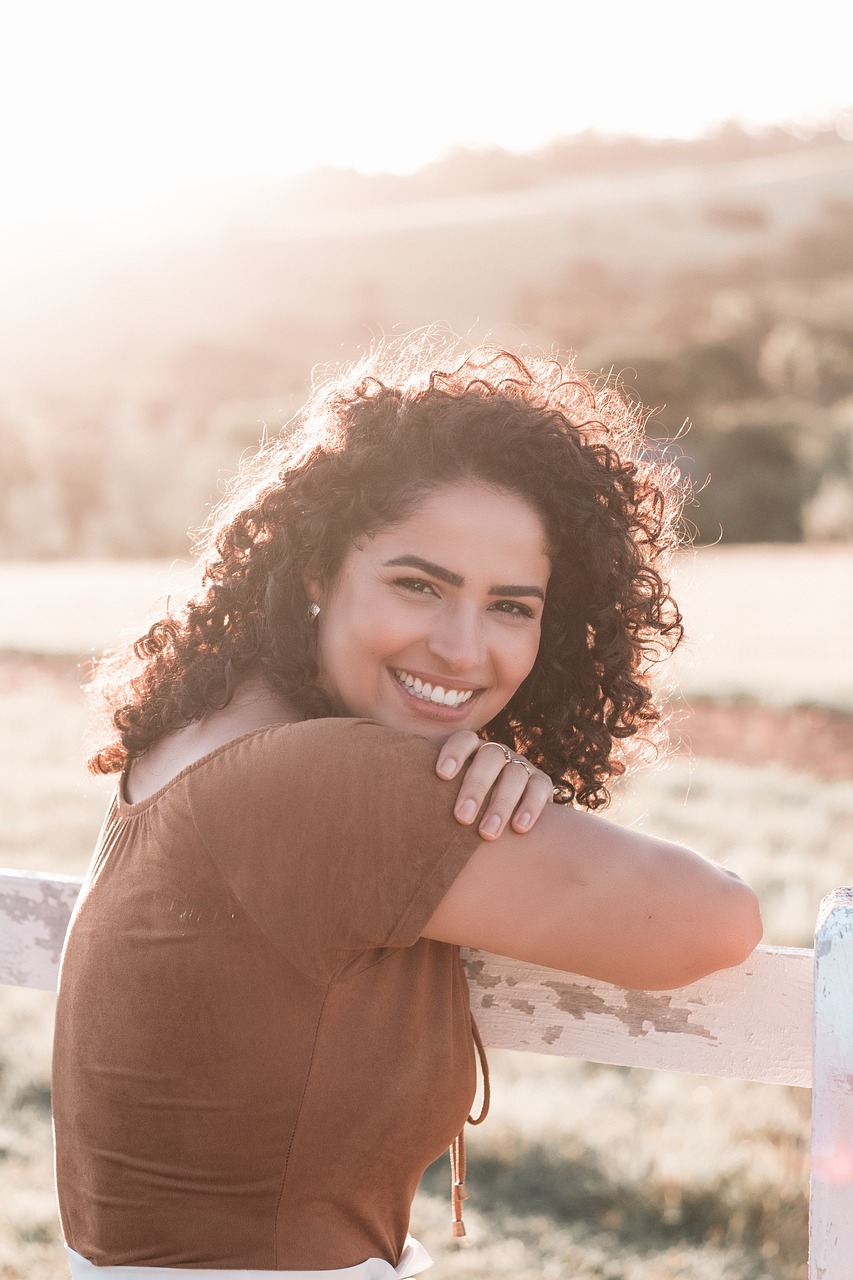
[1,868,848,1279]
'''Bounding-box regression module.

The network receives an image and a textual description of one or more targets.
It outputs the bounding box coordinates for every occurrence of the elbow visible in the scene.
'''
[634,877,763,992]
[678,878,764,988]
[717,879,764,967]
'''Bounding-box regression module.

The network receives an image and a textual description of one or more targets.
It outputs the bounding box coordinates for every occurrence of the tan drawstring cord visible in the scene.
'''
[450,1015,491,1239]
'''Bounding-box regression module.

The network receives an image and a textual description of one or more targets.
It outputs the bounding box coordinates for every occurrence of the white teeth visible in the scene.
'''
[394,670,474,707]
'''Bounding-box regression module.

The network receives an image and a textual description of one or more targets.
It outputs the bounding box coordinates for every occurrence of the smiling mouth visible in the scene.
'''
[393,668,476,707]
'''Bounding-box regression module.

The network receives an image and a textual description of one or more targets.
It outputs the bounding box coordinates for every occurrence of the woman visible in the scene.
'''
[52,341,762,1278]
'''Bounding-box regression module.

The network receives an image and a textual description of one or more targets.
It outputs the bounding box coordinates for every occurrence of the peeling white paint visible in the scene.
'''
[0,870,82,989]
[463,943,813,1088]
[811,888,853,1279]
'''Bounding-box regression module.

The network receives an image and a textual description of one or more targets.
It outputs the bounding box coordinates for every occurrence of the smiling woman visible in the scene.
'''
[52,337,761,1279]
[309,483,549,737]
[88,340,684,809]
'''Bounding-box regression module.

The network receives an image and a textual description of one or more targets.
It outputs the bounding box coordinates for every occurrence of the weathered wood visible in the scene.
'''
[0,871,83,989]
[464,944,813,1088]
[0,870,814,1090]
[810,888,853,1280]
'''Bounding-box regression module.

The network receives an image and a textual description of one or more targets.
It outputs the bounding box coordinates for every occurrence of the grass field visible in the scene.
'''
[1,547,851,1279]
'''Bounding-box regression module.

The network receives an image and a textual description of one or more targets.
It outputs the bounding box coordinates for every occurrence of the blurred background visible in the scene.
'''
[3,0,853,553]
[2,2,853,1277]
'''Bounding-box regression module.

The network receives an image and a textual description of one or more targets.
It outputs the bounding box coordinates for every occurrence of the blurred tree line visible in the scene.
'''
[524,198,853,543]
[2,126,853,556]
[269,120,853,209]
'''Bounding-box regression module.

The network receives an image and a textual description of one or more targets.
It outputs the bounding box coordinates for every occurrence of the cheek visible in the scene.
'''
[350,610,413,661]
[511,631,543,687]
[323,592,415,673]
[360,587,428,648]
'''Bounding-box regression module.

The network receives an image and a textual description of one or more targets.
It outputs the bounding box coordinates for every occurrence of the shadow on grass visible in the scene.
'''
[16,1079,52,1114]
[421,1139,807,1263]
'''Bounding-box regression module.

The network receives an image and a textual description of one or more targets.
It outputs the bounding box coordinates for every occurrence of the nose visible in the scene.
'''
[425,601,486,673]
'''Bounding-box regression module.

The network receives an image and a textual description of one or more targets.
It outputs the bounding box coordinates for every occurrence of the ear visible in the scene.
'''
[303,572,323,608]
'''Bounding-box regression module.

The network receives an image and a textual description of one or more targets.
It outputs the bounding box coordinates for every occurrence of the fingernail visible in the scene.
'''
[515,811,532,831]
[481,814,501,838]
[457,799,478,823]
[438,758,458,779]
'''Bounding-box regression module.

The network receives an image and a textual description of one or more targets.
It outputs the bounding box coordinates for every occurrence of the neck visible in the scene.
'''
[216,672,301,730]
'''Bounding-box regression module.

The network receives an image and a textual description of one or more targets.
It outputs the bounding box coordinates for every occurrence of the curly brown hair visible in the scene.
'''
[89,339,686,808]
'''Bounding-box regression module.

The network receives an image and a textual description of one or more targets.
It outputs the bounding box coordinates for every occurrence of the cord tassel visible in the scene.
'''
[448,1014,491,1240]
[450,1132,468,1237]
[468,1015,491,1126]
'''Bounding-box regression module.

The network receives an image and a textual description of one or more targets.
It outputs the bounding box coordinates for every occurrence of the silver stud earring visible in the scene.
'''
[308,602,320,620]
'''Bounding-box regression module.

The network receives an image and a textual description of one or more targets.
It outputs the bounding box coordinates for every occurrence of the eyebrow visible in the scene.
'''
[382,555,546,601]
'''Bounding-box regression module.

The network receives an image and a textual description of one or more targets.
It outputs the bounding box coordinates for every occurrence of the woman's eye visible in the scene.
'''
[394,577,439,597]
[492,600,535,619]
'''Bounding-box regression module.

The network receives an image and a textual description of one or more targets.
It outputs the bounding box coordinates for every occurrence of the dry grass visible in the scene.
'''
[414,1056,810,1280]
[0,545,850,1278]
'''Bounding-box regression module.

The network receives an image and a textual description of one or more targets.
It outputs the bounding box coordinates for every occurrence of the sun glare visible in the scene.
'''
[1,0,851,236]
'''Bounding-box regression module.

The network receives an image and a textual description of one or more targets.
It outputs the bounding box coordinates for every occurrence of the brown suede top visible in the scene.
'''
[52,719,484,1270]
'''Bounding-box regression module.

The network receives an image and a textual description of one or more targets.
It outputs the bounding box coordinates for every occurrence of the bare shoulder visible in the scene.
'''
[123,708,432,805]
[124,682,299,804]
[123,719,252,804]
[422,803,762,991]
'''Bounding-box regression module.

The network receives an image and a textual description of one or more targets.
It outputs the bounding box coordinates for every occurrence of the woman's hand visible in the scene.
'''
[436,732,554,840]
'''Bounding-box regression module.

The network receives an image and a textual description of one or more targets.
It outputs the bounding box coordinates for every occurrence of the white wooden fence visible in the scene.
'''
[1,868,849,1277]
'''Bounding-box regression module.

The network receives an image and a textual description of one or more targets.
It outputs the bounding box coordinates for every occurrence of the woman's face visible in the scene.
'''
[310,481,551,742]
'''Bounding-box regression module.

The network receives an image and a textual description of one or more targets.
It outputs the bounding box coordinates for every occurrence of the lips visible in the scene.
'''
[393,668,476,707]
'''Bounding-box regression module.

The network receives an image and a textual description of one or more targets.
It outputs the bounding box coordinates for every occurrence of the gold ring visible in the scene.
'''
[509,757,533,778]
[478,742,514,765]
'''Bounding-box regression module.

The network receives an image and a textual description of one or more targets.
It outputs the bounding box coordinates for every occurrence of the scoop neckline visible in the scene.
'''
[117,724,292,815]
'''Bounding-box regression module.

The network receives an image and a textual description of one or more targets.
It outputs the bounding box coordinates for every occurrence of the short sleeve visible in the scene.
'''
[185,719,483,982]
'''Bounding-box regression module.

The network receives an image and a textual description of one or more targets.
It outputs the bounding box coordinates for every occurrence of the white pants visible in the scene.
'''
[66,1237,432,1280]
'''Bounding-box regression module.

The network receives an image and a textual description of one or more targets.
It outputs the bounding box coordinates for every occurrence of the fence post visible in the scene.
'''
[811,887,853,1278]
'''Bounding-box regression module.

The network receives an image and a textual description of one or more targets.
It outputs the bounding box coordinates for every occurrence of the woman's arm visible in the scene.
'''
[421,803,762,991]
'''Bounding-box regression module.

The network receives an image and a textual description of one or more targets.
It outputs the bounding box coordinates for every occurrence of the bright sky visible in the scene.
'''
[2,0,852,235]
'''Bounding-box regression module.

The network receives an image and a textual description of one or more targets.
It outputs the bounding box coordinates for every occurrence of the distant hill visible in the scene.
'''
[2,124,853,554]
[1,126,852,402]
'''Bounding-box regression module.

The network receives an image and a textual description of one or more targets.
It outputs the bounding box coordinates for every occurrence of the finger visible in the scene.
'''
[435,731,483,780]
[509,771,556,833]
[476,768,535,840]
[452,742,516,824]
